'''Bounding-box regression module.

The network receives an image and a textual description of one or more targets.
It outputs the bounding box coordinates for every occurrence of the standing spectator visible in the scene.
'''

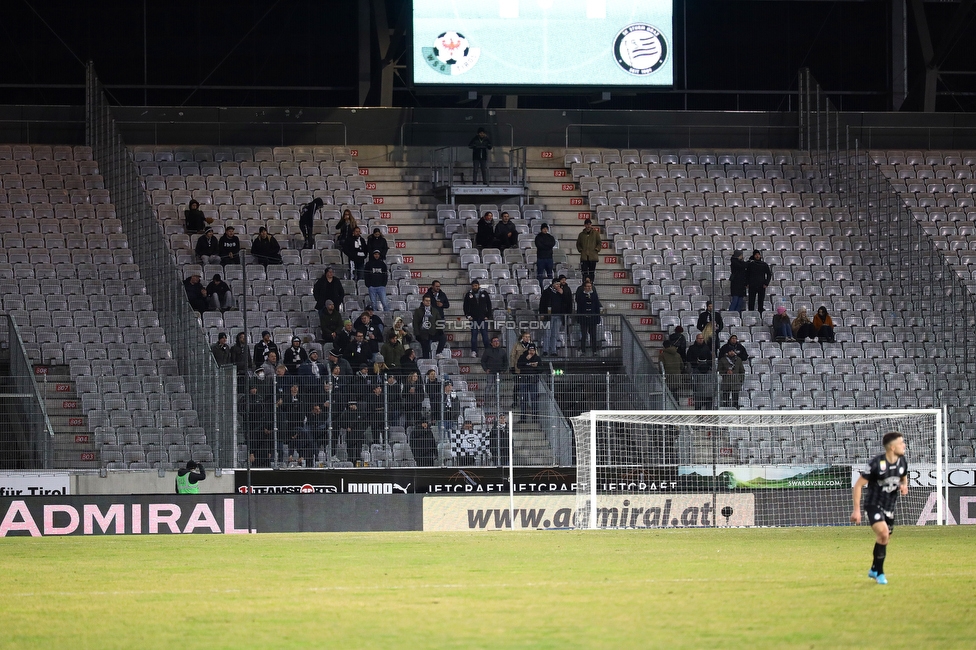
[342,226,368,280]
[576,219,602,282]
[772,305,795,341]
[493,211,518,251]
[668,326,688,362]
[252,330,279,369]
[363,249,389,312]
[658,339,685,396]
[183,273,209,313]
[194,228,221,265]
[400,372,425,427]
[534,223,556,283]
[337,400,365,462]
[299,197,324,249]
[510,330,533,374]
[278,383,310,460]
[184,199,212,234]
[516,344,544,413]
[812,306,836,342]
[282,336,309,374]
[718,347,746,408]
[230,332,252,379]
[463,279,492,357]
[792,307,816,342]
[335,209,358,250]
[380,331,406,373]
[314,266,345,327]
[481,335,508,374]
[206,274,234,312]
[488,413,510,467]
[318,300,343,346]
[423,280,451,311]
[539,278,569,356]
[476,212,496,249]
[696,301,724,344]
[575,278,602,355]
[410,419,437,466]
[413,294,446,359]
[686,333,713,370]
[211,332,232,366]
[746,250,772,313]
[391,316,413,347]
[365,227,389,260]
[718,334,750,364]
[729,250,748,312]
[218,226,241,266]
[251,226,282,266]
[468,127,492,185]
[298,349,328,383]
[398,348,420,377]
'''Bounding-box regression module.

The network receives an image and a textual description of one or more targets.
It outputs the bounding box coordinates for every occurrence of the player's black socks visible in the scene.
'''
[872,543,887,574]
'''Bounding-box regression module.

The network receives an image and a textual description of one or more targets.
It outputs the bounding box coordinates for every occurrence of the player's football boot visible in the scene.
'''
[867,569,878,579]
[874,573,888,585]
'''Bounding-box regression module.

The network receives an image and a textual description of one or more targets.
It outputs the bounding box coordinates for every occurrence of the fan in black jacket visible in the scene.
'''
[462,280,493,356]
[746,250,772,313]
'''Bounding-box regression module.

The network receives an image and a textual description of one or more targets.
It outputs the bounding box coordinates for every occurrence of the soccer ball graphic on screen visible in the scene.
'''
[423,31,481,76]
[433,32,469,65]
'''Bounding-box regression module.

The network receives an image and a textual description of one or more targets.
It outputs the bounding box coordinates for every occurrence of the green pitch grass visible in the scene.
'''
[1,527,974,649]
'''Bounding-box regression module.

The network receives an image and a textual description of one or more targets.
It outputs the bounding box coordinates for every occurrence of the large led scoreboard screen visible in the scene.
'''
[412,0,674,86]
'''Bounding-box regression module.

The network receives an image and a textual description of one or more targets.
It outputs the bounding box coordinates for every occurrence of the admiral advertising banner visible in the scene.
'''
[423,494,756,531]
[413,0,673,86]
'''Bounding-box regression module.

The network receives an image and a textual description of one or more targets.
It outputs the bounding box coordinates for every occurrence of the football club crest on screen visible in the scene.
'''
[423,31,481,76]
[613,23,668,76]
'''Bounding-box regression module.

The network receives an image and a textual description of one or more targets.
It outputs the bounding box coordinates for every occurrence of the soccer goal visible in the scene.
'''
[570,409,947,529]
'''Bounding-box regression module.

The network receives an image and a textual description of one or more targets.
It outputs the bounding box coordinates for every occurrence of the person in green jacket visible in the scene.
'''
[175,460,206,494]
[575,219,602,282]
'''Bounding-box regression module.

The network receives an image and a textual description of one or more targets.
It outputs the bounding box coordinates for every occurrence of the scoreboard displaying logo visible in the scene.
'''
[413,0,673,86]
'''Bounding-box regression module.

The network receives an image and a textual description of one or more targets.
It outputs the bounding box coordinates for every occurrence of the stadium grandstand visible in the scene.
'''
[0,0,975,480]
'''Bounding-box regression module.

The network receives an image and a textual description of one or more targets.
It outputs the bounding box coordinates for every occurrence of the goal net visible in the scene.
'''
[570,409,946,529]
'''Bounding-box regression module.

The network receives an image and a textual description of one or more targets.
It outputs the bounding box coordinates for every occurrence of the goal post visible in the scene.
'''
[571,409,946,529]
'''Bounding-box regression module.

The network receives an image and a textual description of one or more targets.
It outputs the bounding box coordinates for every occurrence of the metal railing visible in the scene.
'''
[2,316,55,469]
[86,63,238,467]
[430,145,528,190]
[115,119,347,147]
[401,122,515,149]
[564,122,798,150]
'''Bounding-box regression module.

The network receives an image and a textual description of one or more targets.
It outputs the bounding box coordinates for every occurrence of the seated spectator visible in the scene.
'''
[334,319,356,353]
[297,349,329,393]
[183,273,209,313]
[718,334,750,363]
[251,226,282,266]
[325,348,353,376]
[391,316,413,346]
[401,371,425,426]
[398,348,420,377]
[812,306,836,342]
[195,228,221,265]
[344,331,373,368]
[494,211,518,251]
[184,199,212,234]
[354,307,384,349]
[319,299,343,345]
[792,307,816,342]
[211,332,232,366]
[206,274,234,312]
[372,354,390,377]
[219,226,241,266]
[668,325,687,361]
[696,301,724,343]
[475,212,495,249]
[282,336,309,374]
[380,331,405,372]
[772,305,795,342]
[686,333,713,371]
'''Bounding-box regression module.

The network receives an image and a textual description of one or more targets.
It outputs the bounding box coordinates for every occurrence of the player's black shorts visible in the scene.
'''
[865,505,895,532]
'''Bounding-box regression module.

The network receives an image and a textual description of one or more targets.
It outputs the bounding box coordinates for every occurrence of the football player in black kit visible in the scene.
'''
[850,431,908,585]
